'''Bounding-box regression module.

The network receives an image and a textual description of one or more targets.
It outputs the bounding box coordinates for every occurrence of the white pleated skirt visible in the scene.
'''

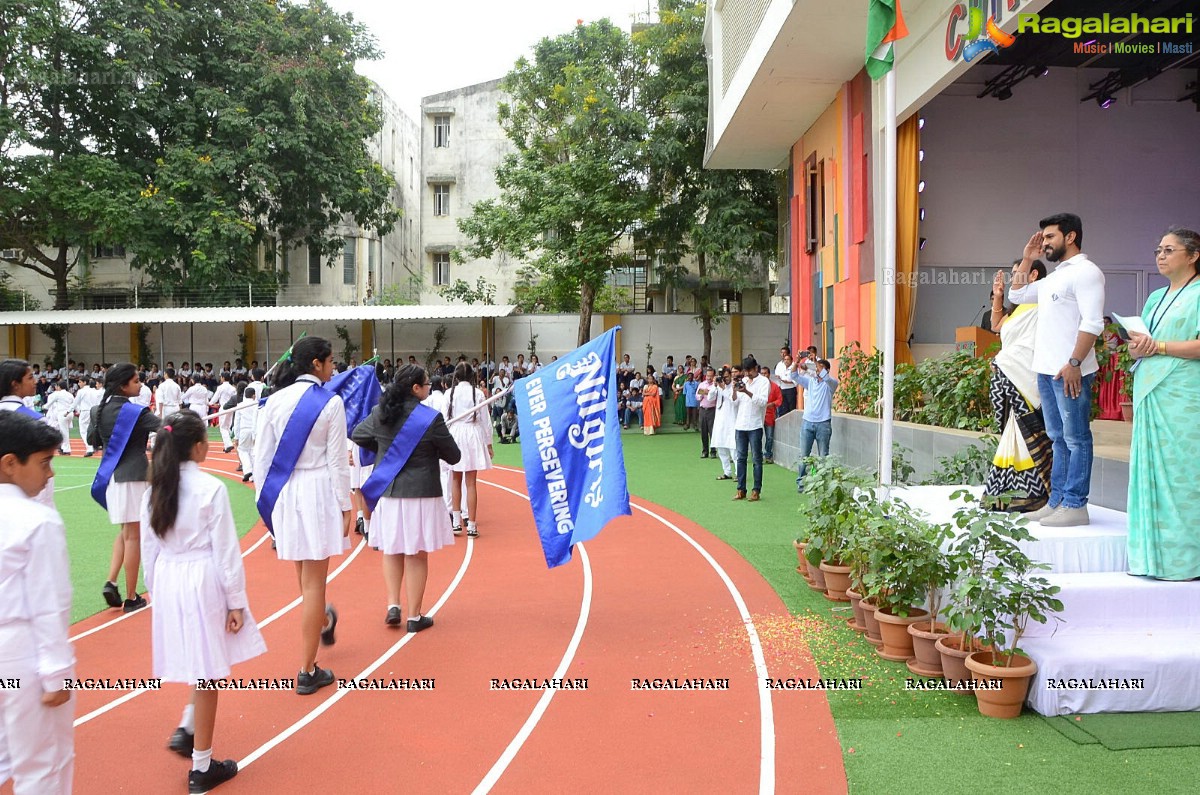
[150,551,267,682]
[369,497,454,556]
[350,446,374,489]
[270,468,351,561]
[106,480,149,524]
[449,421,492,472]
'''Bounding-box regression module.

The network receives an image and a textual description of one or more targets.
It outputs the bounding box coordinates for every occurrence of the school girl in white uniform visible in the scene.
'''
[141,411,265,793]
[253,336,352,695]
[443,362,492,538]
[0,411,74,795]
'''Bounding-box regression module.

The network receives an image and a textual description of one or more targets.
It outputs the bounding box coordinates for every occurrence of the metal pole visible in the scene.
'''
[265,322,271,366]
[879,66,897,489]
[101,324,106,363]
[190,323,195,367]
[159,323,165,370]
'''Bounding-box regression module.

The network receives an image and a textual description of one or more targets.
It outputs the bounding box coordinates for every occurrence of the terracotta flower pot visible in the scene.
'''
[964,651,1038,719]
[1120,401,1133,423]
[935,635,984,692]
[820,562,852,602]
[794,540,813,583]
[845,588,867,633]
[874,606,930,662]
[906,621,950,677]
[859,597,883,647]
[806,559,827,592]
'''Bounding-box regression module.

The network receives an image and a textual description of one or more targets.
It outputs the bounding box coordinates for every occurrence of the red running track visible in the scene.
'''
[37,448,848,794]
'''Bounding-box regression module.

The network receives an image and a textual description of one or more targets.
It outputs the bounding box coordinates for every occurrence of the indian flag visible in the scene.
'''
[865,0,909,79]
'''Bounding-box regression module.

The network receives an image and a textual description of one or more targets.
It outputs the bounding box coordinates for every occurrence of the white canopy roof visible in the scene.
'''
[0,304,516,326]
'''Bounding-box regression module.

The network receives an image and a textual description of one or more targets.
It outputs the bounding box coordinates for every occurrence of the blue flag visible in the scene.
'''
[514,327,631,568]
[325,363,383,465]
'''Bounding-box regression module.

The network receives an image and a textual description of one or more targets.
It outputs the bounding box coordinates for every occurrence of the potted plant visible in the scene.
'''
[941,491,1063,714]
[905,518,958,677]
[798,457,876,602]
[1116,343,1134,422]
[793,535,813,585]
[840,496,890,634]
[862,501,935,662]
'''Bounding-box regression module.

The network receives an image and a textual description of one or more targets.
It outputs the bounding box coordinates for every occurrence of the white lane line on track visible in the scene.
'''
[72,538,368,728]
[68,466,269,644]
[489,464,776,795]
[236,536,477,771]
[471,479,592,795]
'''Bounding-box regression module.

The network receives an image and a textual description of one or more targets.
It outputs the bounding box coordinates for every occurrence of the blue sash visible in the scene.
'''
[16,404,41,419]
[359,404,439,511]
[90,401,146,509]
[256,384,335,534]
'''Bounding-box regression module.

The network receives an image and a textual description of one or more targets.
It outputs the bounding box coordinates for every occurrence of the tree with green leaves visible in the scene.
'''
[634,0,779,360]
[2,0,398,307]
[457,20,651,346]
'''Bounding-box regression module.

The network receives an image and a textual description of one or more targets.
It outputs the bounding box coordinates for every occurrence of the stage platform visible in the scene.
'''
[887,486,1198,716]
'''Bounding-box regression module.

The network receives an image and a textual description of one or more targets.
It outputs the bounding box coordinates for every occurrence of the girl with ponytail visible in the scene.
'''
[94,362,161,612]
[253,335,352,695]
[444,362,492,537]
[142,412,265,792]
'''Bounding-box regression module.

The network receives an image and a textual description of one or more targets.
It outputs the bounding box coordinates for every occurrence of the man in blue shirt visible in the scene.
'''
[795,359,839,492]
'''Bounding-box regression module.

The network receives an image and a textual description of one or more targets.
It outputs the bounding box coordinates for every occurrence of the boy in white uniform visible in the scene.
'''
[42,383,74,455]
[73,378,102,456]
[0,411,75,794]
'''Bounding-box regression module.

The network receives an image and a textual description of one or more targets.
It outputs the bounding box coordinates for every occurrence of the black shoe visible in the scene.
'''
[700,452,709,459]
[123,594,148,613]
[407,615,434,633]
[355,516,365,536]
[320,604,337,646]
[385,606,403,626]
[452,524,463,536]
[709,448,717,457]
[188,758,238,793]
[103,581,122,609]
[168,727,194,757]
[223,446,234,453]
[242,472,252,483]
[84,451,94,457]
[296,664,335,695]
[235,464,242,472]
[716,474,732,481]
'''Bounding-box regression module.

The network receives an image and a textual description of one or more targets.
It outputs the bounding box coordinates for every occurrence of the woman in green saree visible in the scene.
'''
[1126,227,1200,581]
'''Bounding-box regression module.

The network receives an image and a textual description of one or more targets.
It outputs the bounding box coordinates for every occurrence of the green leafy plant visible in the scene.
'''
[834,342,880,416]
[334,324,359,365]
[236,333,251,364]
[424,324,448,372]
[38,323,67,369]
[439,276,496,305]
[862,501,951,618]
[798,457,878,569]
[134,323,154,368]
[942,490,1063,666]
[923,437,995,486]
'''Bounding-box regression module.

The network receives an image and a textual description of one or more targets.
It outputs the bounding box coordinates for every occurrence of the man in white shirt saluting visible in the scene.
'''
[1007,213,1105,528]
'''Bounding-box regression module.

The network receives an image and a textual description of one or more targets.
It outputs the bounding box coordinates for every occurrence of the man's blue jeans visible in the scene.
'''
[624,407,642,427]
[764,424,775,459]
[796,419,832,491]
[735,428,764,493]
[1037,372,1095,509]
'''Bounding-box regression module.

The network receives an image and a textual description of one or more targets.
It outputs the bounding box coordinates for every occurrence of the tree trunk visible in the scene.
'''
[52,243,71,309]
[696,250,713,361]
[577,281,596,347]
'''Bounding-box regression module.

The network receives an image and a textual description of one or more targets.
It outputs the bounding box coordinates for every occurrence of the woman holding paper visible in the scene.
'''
[983,260,1052,513]
[1126,227,1200,580]
[352,365,460,631]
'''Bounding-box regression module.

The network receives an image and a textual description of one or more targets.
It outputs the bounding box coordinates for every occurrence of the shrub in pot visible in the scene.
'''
[943,492,1063,714]
[798,457,876,601]
[840,494,892,634]
[904,518,958,677]
[862,501,938,662]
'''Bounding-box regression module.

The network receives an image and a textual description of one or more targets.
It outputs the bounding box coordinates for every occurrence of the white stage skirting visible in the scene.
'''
[1023,573,1200,714]
[889,485,1129,574]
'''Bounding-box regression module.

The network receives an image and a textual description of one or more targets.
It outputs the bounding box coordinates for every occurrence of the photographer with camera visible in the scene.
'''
[731,356,770,501]
[795,359,839,493]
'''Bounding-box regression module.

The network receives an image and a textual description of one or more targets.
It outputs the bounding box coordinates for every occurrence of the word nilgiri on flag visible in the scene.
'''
[866,0,910,79]
[514,327,631,568]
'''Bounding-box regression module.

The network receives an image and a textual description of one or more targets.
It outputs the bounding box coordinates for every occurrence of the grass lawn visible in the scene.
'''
[492,418,1200,795]
[54,427,260,623]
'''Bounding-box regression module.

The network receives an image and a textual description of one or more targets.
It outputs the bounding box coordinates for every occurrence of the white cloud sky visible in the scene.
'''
[325,0,657,118]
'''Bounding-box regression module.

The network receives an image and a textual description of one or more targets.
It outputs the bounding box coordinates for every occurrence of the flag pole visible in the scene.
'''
[879,58,897,489]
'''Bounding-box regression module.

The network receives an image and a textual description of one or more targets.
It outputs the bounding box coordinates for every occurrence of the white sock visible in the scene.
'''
[451,511,462,526]
[389,603,401,611]
[408,614,422,622]
[180,703,195,733]
[192,747,212,773]
[467,519,477,529]
[356,510,364,520]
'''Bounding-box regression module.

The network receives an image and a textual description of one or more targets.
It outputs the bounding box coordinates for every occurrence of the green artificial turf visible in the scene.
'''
[1045,712,1200,750]
[492,417,1200,795]
[54,427,261,623]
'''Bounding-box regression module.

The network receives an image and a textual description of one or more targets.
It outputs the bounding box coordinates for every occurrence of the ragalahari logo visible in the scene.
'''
[962,10,1018,62]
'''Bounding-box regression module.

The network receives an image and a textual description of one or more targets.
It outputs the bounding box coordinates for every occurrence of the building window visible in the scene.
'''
[342,238,356,285]
[308,247,322,285]
[433,252,450,286]
[92,244,126,259]
[433,184,450,216]
[409,157,414,189]
[0,248,19,260]
[433,115,451,148]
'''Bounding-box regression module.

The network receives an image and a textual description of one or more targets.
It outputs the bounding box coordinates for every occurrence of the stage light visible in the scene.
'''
[919,237,928,251]
[918,148,925,162]
[1037,66,1049,77]
[918,117,925,130]
[919,207,926,221]
[1098,93,1115,108]
[996,87,1013,101]
[918,180,926,193]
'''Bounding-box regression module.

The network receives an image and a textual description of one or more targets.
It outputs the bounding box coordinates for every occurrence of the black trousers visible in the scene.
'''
[779,387,797,417]
[698,406,716,453]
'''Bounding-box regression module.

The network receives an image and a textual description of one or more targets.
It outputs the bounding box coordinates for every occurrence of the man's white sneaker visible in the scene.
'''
[1039,506,1090,527]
